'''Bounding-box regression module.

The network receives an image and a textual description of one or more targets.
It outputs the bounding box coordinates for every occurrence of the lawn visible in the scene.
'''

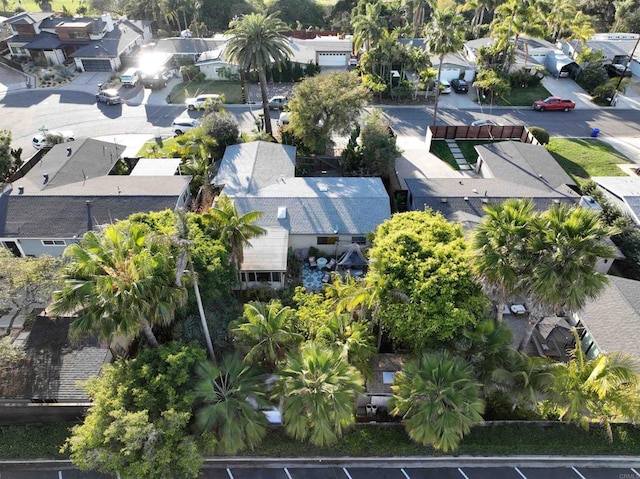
[136,137,181,158]
[167,81,244,105]
[430,141,458,170]
[547,138,631,181]
[495,84,552,107]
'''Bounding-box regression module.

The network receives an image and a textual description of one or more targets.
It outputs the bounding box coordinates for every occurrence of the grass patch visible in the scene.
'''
[496,84,552,107]
[430,141,458,170]
[0,422,73,459]
[167,81,243,104]
[547,138,630,182]
[136,137,182,158]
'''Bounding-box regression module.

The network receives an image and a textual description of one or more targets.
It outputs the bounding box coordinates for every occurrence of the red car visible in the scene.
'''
[533,96,576,111]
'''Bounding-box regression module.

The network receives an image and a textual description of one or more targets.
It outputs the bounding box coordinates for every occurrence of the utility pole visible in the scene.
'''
[610,34,640,106]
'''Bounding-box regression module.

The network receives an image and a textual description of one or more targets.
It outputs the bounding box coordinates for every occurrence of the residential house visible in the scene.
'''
[5,12,151,71]
[212,141,391,289]
[0,139,191,258]
[564,33,640,77]
[402,38,476,83]
[153,36,228,64]
[592,176,640,225]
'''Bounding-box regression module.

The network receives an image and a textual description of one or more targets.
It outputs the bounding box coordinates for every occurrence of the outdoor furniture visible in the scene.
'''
[321,272,331,283]
[316,257,328,270]
[308,256,317,268]
[325,258,336,270]
[510,304,527,315]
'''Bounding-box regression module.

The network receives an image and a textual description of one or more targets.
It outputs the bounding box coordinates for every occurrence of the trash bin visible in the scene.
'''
[591,128,600,138]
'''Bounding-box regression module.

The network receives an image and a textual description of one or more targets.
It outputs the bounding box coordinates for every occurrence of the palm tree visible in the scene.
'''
[205,193,266,270]
[423,8,467,125]
[274,343,364,446]
[389,350,485,452]
[546,331,640,441]
[225,12,292,136]
[518,204,616,350]
[232,300,303,372]
[194,355,270,454]
[50,223,186,347]
[472,199,535,324]
[351,1,387,53]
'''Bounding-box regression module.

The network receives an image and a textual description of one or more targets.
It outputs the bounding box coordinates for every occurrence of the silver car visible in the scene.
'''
[96,88,122,105]
[171,118,199,135]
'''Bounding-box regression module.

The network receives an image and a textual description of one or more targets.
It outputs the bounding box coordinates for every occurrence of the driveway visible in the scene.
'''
[0,64,28,98]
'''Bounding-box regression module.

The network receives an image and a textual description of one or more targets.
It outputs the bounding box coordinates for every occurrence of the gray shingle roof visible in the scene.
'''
[579,275,640,359]
[154,37,227,55]
[1,195,181,238]
[71,22,141,58]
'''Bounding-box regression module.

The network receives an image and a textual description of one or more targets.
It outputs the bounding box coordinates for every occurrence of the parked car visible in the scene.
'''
[171,118,199,135]
[119,67,139,87]
[450,78,469,93]
[96,88,122,105]
[268,95,288,110]
[532,96,576,111]
[606,63,632,78]
[471,120,503,127]
[439,80,451,94]
[32,130,74,149]
[185,94,222,111]
[277,112,291,127]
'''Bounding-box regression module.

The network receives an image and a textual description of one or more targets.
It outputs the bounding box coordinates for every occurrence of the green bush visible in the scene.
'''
[509,68,543,88]
[180,64,205,82]
[529,126,549,145]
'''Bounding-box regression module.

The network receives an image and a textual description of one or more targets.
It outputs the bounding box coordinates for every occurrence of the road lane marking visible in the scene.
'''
[631,469,640,478]
[515,467,528,479]
[572,467,587,479]
[401,468,411,479]
[343,467,354,479]
[458,468,470,479]
[284,468,293,479]
[58,472,63,479]
[227,468,235,479]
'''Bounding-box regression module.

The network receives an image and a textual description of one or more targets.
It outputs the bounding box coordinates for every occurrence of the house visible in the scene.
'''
[592,176,640,225]
[0,139,191,258]
[402,38,476,82]
[212,141,391,289]
[5,12,151,71]
[289,36,353,68]
[570,275,640,360]
[153,36,228,63]
[406,141,581,224]
[195,47,238,80]
[564,33,640,77]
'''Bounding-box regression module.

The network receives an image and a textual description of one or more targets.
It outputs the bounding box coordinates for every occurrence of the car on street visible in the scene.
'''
[277,112,291,127]
[450,78,469,93]
[606,63,632,78]
[471,120,503,127]
[268,95,288,110]
[171,118,199,135]
[532,96,576,111]
[32,130,74,149]
[96,88,122,105]
[439,79,451,94]
[185,93,222,111]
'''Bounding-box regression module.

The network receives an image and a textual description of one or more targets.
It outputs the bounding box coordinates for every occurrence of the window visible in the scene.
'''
[41,240,66,246]
[68,31,87,40]
[271,272,281,282]
[351,236,367,245]
[247,272,256,282]
[317,236,338,245]
[240,272,246,281]
[256,272,271,282]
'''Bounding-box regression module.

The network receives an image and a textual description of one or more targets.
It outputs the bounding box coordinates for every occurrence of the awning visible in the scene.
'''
[240,227,288,271]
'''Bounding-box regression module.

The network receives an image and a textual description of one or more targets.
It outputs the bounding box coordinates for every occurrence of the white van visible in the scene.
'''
[120,68,139,87]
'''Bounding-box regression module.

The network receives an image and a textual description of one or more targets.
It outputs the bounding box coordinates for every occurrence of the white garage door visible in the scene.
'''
[318,53,347,67]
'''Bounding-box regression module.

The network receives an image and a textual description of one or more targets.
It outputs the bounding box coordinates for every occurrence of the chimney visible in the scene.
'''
[86,200,92,231]
[101,13,114,32]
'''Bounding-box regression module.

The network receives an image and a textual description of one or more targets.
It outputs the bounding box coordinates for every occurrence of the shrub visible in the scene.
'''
[528,126,549,145]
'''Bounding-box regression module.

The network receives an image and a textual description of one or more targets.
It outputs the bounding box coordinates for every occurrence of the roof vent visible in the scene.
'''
[464,196,469,201]
[440,198,447,203]
[472,188,478,193]
[42,173,49,185]
[318,183,329,192]
[18,185,24,194]
[277,206,287,219]
[482,198,489,203]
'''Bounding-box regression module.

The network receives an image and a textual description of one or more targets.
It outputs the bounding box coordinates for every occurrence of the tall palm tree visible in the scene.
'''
[351,1,387,52]
[547,331,640,441]
[423,8,467,126]
[225,12,292,136]
[205,193,266,270]
[232,300,303,372]
[50,224,186,347]
[194,355,270,454]
[389,350,485,452]
[472,199,534,324]
[274,343,364,446]
[519,204,616,350]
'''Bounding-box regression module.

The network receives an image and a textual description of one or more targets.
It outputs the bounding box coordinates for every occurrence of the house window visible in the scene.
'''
[256,272,271,282]
[272,272,281,282]
[68,31,87,40]
[240,272,246,281]
[247,272,256,282]
[41,240,66,246]
[351,236,367,245]
[317,236,338,245]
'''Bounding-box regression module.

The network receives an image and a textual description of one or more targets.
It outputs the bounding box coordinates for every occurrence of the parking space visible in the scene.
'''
[230,467,289,479]
[402,468,466,479]
[346,467,406,479]
[517,467,579,479]
[577,468,640,479]
[287,467,344,479]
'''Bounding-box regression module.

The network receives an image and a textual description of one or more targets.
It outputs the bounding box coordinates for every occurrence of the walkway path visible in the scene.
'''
[445,139,471,170]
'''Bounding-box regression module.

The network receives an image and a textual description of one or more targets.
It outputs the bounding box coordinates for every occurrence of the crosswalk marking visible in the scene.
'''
[401,468,411,479]
[226,467,235,479]
[458,468,470,479]
[343,467,354,479]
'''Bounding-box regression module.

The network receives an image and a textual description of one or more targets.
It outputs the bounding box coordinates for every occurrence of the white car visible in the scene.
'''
[440,80,451,94]
[171,118,199,135]
[471,120,503,127]
[268,95,288,110]
[32,130,74,149]
[277,112,291,127]
[185,94,222,111]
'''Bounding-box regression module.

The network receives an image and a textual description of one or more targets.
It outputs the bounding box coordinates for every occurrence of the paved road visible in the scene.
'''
[1,464,639,479]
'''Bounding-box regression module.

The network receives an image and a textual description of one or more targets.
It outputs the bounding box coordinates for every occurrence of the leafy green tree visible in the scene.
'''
[547,332,640,441]
[226,12,292,136]
[351,0,387,52]
[292,286,337,339]
[275,343,364,446]
[390,351,485,452]
[232,300,303,371]
[205,193,266,270]
[63,343,206,479]
[288,71,370,154]
[266,0,326,27]
[194,354,270,454]
[350,108,400,179]
[368,210,488,351]
[473,68,511,104]
[0,130,23,182]
[423,8,466,125]
[201,112,240,160]
[472,199,535,324]
[50,223,186,347]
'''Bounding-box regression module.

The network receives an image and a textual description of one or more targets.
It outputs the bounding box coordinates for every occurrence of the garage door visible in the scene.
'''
[318,53,347,67]
[81,59,112,72]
